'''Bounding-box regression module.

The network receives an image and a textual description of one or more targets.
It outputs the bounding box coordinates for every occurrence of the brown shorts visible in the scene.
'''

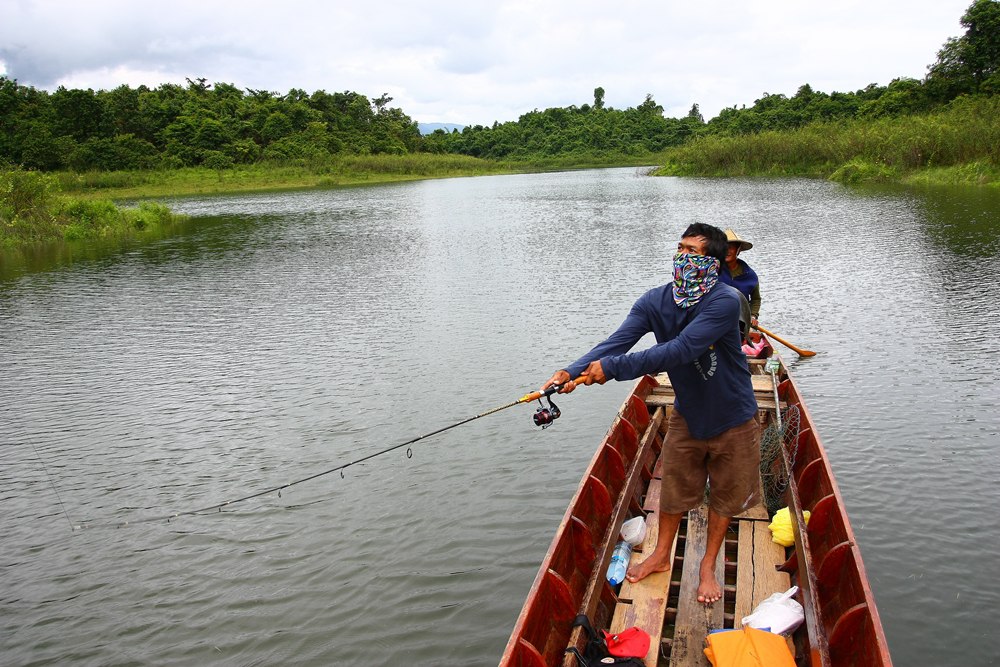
[659,410,761,517]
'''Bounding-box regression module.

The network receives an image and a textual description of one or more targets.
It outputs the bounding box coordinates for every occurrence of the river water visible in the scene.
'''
[2,169,998,666]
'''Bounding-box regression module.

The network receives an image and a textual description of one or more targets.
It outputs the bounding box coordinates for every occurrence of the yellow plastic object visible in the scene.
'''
[704,626,796,666]
[767,507,810,547]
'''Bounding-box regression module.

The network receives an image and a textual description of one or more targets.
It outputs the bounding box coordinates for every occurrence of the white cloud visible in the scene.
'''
[0,0,973,125]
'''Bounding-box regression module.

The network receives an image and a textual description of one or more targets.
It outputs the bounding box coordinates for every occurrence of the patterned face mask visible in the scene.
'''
[672,252,720,308]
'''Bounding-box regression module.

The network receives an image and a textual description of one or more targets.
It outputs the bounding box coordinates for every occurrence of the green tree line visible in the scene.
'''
[0,78,423,171]
[1,0,997,172]
[421,90,706,159]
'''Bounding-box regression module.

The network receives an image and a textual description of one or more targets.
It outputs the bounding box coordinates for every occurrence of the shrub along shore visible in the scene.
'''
[653,96,1000,186]
[0,168,188,250]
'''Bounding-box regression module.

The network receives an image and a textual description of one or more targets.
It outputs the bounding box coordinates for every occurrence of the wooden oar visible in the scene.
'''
[753,324,816,358]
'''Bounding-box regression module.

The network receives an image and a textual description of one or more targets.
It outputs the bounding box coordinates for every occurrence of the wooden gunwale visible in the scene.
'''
[777,363,892,667]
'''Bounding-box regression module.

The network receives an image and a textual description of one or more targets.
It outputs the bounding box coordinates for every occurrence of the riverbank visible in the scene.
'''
[50,154,509,201]
[653,96,1000,187]
[2,152,663,249]
[49,152,662,201]
[1,169,188,250]
[7,101,997,253]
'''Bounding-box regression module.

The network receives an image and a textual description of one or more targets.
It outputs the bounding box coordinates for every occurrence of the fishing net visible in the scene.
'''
[759,404,801,516]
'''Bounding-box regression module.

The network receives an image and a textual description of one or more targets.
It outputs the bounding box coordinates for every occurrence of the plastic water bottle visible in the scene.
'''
[606,540,632,586]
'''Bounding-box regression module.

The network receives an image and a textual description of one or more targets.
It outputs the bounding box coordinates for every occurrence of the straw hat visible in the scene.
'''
[725,228,753,251]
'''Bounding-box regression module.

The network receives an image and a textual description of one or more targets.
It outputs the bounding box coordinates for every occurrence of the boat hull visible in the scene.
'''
[500,351,891,667]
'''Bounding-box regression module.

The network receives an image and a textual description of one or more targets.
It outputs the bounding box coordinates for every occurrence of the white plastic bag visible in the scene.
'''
[741,586,804,635]
[620,516,647,546]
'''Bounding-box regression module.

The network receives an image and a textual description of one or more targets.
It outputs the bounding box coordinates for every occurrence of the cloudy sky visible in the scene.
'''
[0,0,975,127]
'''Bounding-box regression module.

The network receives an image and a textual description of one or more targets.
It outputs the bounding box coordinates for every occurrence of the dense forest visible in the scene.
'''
[0,81,423,171]
[0,0,997,172]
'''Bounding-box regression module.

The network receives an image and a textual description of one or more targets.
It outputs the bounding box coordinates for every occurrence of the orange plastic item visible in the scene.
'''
[703,626,796,667]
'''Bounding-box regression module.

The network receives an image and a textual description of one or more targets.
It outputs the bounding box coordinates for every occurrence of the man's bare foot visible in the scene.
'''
[696,561,722,604]
[625,551,671,583]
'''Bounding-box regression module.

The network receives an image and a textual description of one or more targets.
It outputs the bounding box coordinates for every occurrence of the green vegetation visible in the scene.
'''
[422,93,705,159]
[0,74,683,173]
[1,169,187,248]
[50,154,517,200]
[55,152,664,200]
[0,0,997,250]
[652,0,1000,185]
[654,96,1000,185]
[0,80,422,171]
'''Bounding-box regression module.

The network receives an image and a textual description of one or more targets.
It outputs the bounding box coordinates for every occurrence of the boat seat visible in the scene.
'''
[649,373,786,412]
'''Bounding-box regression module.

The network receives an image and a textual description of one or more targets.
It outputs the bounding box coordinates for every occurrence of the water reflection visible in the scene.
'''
[0,218,199,284]
[911,184,1000,257]
[901,185,1000,376]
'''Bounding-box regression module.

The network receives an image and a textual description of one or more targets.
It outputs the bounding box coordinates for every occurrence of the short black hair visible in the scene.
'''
[681,223,728,263]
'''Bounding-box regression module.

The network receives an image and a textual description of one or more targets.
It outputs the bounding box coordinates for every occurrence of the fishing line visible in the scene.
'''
[74,380,579,531]
[29,441,76,531]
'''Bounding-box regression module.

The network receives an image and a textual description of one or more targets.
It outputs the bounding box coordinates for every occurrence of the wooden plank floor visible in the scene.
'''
[610,508,791,666]
[734,519,792,628]
[613,465,773,664]
[669,505,725,666]
[734,518,795,656]
[605,383,791,667]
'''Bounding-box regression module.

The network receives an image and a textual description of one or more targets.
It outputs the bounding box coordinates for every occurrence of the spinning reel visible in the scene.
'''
[532,394,562,429]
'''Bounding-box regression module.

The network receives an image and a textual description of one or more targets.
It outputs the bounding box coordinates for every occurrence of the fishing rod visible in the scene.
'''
[74,377,587,531]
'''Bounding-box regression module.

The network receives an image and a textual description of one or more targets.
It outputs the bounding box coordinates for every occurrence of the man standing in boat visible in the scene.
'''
[542,222,759,605]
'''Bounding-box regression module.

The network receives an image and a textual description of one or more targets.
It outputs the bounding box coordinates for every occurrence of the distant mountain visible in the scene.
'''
[417,122,466,135]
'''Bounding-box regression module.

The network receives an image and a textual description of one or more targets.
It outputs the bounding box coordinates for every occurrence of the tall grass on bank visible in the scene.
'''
[1,169,186,249]
[49,151,667,201]
[51,153,512,200]
[655,96,1000,185]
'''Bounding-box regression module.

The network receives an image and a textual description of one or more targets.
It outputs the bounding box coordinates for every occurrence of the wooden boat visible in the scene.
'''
[499,348,892,667]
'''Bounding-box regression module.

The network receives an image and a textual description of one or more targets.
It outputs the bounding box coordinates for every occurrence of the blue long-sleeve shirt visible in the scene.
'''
[565,283,757,439]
